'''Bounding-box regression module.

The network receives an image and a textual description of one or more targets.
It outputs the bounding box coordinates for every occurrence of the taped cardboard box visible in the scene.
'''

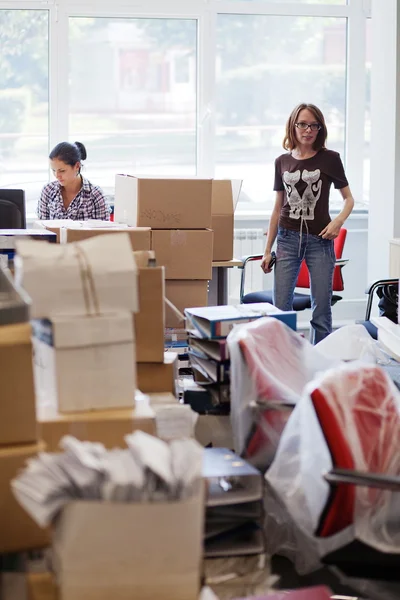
[60,225,151,250]
[211,180,242,261]
[0,442,50,553]
[137,352,178,395]
[115,175,212,229]
[32,314,136,413]
[37,405,155,452]
[53,489,204,600]
[15,232,138,319]
[165,280,209,329]
[0,323,37,446]
[151,229,213,280]
[134,265,165,363]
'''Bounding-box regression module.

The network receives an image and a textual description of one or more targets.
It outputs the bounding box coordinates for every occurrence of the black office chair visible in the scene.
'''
[0,189,26,229]
[358,278,399,339]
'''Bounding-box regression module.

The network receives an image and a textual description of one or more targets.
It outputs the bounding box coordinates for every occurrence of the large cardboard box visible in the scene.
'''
[15,233,138,319]
[165,280,208,329]
[27,573,58,600]
[211,180,242,261]
[32,314,136,413]
[134,265,165,363]
[151,229,213,280]
[37,405,155,452]
[61,226,151,250]
[0,442,50,553]
[53,489,204,600]
[137,352,178,395]
[114,175,212,229]
[0,323,37,446]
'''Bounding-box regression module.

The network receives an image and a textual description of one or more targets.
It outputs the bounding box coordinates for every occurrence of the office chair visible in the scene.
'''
[0,189,26,229]
[239,228,348,310]
[358,278,399,339]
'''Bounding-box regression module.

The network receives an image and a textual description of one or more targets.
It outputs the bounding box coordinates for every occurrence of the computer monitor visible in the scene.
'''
[0,189,26,229]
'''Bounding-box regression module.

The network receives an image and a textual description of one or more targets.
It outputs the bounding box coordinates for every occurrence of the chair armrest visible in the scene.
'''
[238,254,264,269]
[238,254,264,303]
[335,258,349,268]
[324,467,400,492]
[364,278,399,321]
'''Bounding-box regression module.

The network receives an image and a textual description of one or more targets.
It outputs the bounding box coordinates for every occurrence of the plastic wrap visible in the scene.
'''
[317,323,389,363]
[266,361,400,566]
[227,317,339,464]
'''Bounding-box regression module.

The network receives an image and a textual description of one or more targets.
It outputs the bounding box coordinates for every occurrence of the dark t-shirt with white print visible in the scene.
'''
[273,148,348,236]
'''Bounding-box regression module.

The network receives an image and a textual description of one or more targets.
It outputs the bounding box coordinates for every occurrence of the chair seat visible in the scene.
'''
[243,291,312,311]
[357,320,378,340]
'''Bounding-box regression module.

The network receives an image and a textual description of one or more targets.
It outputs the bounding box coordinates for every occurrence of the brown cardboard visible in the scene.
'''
[165,280,208,329]
[151,229,213,280]
[211,180,242,261]
[37,406,156,452]
[53,488,204,600]
[114,175,213,229]
[27,573,58,600]
[0,442,50,553]
[137,352,178,395]
[32,314,136,413]
[134,265,165,363]
[63,226,151,250]
[0,323,37,446]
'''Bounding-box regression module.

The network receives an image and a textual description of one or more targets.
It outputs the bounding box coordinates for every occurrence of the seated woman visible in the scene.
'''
[37,141,109,220]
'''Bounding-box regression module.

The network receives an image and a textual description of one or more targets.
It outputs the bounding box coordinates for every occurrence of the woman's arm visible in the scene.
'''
[37,186,50,219]
[319,185,355,240]
[261,191,284,273]
[91,186,109,221]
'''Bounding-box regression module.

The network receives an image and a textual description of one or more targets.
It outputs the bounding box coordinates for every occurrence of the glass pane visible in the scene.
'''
[69,18,197,191]
[216,15,347,211]
[364,17,372,206]
[0,10,49,216]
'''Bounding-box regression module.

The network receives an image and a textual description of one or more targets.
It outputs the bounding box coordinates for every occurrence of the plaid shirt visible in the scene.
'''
[37,178,109,221]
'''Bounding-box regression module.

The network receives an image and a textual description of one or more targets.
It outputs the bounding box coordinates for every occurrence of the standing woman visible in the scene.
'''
[261,103,354,344]
[37,141,109,220]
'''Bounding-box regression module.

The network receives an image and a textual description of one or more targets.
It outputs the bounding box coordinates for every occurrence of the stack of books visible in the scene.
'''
[203,448,265,558]
[184,304,297,413]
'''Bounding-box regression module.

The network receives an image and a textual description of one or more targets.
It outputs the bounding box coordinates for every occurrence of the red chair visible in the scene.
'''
[239,228,348,311]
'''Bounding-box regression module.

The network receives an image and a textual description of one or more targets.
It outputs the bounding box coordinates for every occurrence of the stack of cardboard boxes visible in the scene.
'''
[0,271,50,552]
[14,233,159,453]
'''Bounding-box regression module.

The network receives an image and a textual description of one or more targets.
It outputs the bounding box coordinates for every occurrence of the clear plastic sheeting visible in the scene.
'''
[266,362,400,566]
[317,323,389,363]
[227,317,339,462]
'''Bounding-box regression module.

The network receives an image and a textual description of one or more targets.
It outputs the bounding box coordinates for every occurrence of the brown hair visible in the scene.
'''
[282,103,328,152]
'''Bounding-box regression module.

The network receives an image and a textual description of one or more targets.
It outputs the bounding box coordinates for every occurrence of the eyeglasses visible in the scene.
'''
[295,122,321,132]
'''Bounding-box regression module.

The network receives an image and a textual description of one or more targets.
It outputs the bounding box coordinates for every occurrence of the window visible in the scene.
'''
[216,14,347,211]
[68,17,197,190]
[0,10,49,215]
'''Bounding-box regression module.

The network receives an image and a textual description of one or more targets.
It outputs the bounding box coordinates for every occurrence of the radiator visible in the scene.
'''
[228,228,273,304]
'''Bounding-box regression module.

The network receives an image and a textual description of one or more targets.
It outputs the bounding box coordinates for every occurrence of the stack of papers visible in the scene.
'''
[12,432,203,528]
[203,448,265,558]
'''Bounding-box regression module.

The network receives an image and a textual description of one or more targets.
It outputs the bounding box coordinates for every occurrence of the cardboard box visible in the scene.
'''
[0,323,37,446]
[32,314,136,413]
[15,233,138,319]
[151,229,213,280]
[61,226,151,250]
[53,490,204,600]
[27,573,58,600]
[0,442,50,553]
[115,175,212,229]
[165,280,208,329]
[211,180,242,261]
[134,265,165,363]
[137,352,178,395]
[37,405,156,452]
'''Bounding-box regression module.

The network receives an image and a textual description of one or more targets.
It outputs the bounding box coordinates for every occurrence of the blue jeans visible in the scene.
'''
[273,227,335,344]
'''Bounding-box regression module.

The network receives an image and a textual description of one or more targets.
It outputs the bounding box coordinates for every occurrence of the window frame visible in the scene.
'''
[0,0,371,215]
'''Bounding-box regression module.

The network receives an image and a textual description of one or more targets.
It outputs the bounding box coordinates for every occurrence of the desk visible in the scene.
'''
[208,259,242,306]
